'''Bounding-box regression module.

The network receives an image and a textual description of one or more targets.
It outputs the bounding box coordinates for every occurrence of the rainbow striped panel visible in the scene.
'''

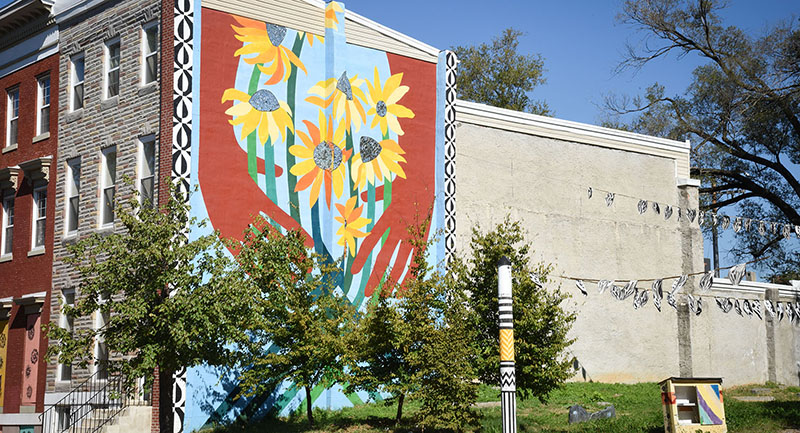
[696,384,724,425]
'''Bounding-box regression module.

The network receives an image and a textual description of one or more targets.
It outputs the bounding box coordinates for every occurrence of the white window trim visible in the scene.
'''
[36,75,50,136]
[56,289,75,382]
[138,135,155,207]
[99,146,116,229]
[104,38,121,100]
[1,193,13,258]
[141,21,159,86]
[6,87,19,148]
[70,53,85,112]
[30,185,46,253]
[65,158,80,237]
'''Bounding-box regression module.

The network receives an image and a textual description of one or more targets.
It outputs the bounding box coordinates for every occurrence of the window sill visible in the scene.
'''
[96,224,115,235]
[65,109,83,123]
[137,82,157,96]
[0,254,11,263]
[27,248,45,257]
[32,132,50,143]
[1,144,17,154]
[101,96,119,110]
[62,234,78,246]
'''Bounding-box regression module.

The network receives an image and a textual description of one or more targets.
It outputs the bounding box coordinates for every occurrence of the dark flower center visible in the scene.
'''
[249,89,280,112]
[266,23,287,47]
[313,141,343,171]
[336,71,354,101]
[376,101,387,117]
[359,136,382,163]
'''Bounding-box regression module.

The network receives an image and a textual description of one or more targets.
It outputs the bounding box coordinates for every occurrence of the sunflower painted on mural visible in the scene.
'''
[290,111,351,207]
[222,88,294,146]
[325,1,344,30]
[365,68,415,136]
[335,196,371,257]
[231,16,307,85]
[307,72,368,133]
[351,136,406,189]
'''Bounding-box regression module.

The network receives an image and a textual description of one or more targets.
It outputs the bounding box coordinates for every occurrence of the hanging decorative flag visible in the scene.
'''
[715,297,733,313]
[664,205,673,220]
[742,299,753,317]
[687,209,697,223]
[652,280,664,299]
[721,215,730,230]
[671,275,688,294]
[633,289,649,309]
[610,283,621,300]
[621,280,637,300]
[687,294,702,315]
[699,271,714,292]
[653,202,661,214]
[764,300,776,318]
[531,274,545,287]
[776,302,784,322]
[605,192,615,207]
[677,208,683,222]
[795,225,800,238]
[698,210,705,225]
[638,200,648,214]
[751,300,763,320]
[734,299,743,316]
[711,213,719,227]
[783,224,791,240]
[575,280,588,296]
[667,292,678,311]
[597,280,612,294]
[744,218,752,232]
[653,292,662,312]
[728,263,746,286]
[786,303,795,323]
[758,220,767,237]
[770,221,778,235]
[588,187,593,199]
[733,217,742,233]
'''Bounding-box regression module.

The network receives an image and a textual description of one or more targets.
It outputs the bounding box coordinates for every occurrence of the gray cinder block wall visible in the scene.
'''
[454,101,799,386]
[48,0,160,393]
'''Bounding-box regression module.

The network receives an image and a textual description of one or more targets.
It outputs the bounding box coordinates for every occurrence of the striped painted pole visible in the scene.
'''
[497,256,516,433]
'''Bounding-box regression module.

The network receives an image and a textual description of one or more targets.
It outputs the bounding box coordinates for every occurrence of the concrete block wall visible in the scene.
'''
[48,0,161,393]
[454,119,799,386]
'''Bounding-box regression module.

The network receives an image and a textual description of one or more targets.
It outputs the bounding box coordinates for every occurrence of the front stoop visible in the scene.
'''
[100,406,152,433]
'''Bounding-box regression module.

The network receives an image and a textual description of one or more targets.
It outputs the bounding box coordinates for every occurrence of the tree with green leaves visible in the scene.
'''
[606,0,800,279]
[347,223,479,430]
[230,220,357,426]
[451,217,576,400]
[452,28,551,115]
[46,185,248,433]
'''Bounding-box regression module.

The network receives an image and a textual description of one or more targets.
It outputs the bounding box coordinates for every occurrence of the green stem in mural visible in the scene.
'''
[246,66,263,184]
[286,33,305,224]
[381,131,392,246]
[264,138,277,204]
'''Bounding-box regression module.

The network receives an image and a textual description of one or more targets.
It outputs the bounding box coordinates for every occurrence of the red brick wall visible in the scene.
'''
[153,0,174,430]
[0,53,59,413]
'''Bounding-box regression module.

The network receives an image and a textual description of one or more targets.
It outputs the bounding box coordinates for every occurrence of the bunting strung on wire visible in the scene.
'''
[586,185,800,241]
[557,257,799,327]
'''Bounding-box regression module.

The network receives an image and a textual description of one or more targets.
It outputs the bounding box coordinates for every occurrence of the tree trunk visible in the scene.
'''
[395,393,405,425]
[305,386,314,425]
[158,368,174,433]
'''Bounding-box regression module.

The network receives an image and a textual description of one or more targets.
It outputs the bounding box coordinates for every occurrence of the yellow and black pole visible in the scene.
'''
[498,256,516,433]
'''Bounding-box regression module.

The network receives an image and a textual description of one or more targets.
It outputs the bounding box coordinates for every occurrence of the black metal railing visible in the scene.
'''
[40,369,148,433]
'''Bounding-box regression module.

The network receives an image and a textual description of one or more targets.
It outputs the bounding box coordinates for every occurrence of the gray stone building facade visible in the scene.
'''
[48,0,161,393]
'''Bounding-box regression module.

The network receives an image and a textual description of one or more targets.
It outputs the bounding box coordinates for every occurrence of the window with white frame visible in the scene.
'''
[58,290,75,381]
[70,54,85,111]
[37,75,50,135]
[94,294,110,380]
[139,136,155,207]
[104,38,120,99]
[1,193,13,256]
[66,158,81,235]
[31,185,46,250]
[100,147,116,227]
[6,87,19,147]
[142,22,158,85]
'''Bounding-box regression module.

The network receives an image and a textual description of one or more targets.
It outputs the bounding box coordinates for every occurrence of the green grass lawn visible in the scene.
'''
[202,382,800,433]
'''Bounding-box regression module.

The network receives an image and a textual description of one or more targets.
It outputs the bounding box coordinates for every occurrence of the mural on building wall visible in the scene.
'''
[185,3,442,430]
[21,313,39,406]
[0,319,7,406]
